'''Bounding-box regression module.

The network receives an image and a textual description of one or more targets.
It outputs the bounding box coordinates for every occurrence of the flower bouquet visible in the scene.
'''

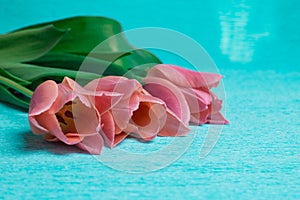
[0,16,228,154]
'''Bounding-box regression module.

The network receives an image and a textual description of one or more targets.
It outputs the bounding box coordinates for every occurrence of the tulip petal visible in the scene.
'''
[28,116,49,135]
[29,80,58,116]
[127,94,166,140]
[191,92,226,125]
[158,108,190,136]
[143,77,190,124]
[61,77,91,107]
[207,112,229,124]
[85,76,140,99]
[76,134,104,154]
[64,77,123,109]
[44,133,59,142]
[48,84,74,114]
[191,109,209,125]
[85,76,140,130]
[71,99,101,136]
[93,94,124,115]
[147,64,223,89]
[100,111,116,147]
[34,112,70,144]
[64,133,82,143]
[209,93,223,114]
[181,88,212,113]
[114,132,128,146]
[100,111,129,148]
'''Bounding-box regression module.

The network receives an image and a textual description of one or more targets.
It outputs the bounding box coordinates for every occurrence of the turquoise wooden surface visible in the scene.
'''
[1,0,299,199]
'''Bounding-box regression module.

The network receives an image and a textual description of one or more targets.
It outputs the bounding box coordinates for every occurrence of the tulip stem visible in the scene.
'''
[0,75,33,98]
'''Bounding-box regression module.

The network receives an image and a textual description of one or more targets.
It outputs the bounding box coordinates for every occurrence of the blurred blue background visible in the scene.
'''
[0,0,299,199]
[1,0,299,72]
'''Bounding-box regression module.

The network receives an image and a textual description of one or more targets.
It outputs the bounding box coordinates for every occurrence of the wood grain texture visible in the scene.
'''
[0,69,299,199]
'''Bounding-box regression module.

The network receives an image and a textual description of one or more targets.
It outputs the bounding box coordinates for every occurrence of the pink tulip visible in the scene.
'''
[85,76,167,148]
[28,77,121,154]
[142,77,190,136]
[143,64,229,126]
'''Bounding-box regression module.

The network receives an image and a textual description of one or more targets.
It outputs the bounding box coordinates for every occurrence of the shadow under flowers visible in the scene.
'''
[23,131,87,155]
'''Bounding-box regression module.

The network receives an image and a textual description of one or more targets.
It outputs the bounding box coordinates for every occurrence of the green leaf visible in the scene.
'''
[75,49,161,76]
[1,63,102,88]
[0,85,29,109]
[16,16,162,77]
[0,75,33,98]
[0,75,33,109]
[99,49,161,77]
[27,50,161,78]
[27,52,126,75]
[0,16,163,110]
[124,64,156,83]
[0,25,67,62]
[16,16,131,54]
[113,49,161,70]
[0,67,31,85]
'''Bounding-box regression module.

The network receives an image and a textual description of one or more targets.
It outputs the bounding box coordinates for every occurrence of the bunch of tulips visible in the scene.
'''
[0,17,228,154]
